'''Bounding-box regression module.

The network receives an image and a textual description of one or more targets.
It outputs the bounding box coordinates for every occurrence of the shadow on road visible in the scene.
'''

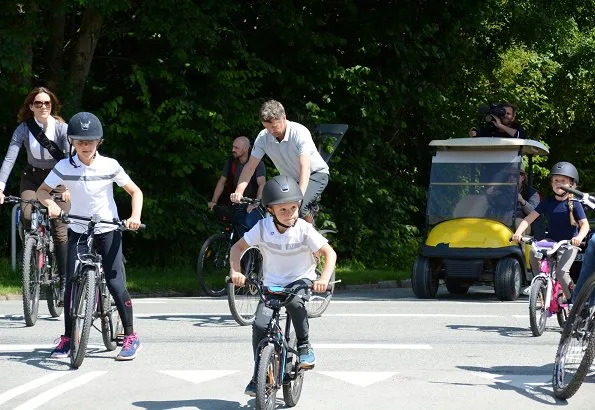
[0,348,73,371]
[446,323,541,338]
[132,398,253,409]
[137,314,242,328]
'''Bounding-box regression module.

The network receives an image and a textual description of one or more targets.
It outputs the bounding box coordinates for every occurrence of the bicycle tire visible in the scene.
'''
[306,269,335,318]
[227,247,262,326]
[46,247,63,318]
[529,277,547,337]
[70,267,96,369]
[21,236,40,327]
[196,233,228,297]
[256,344,280,410]
[557,304,569,329]
[101,291,121,352]
[282,332,304,407]
[552,273,595,399]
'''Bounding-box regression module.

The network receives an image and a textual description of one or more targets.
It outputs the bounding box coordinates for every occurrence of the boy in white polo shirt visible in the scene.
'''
[229,175,337,396]
[37,112,144,361]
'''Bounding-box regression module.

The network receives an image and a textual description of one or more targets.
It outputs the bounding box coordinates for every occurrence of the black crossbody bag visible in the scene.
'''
[25,118,65,161]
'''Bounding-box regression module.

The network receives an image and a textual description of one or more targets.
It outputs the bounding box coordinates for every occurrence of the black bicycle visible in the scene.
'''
[552,186,595,399]
[4,195,63,326]
[63,213,144,369]
[197,199,264,297]
[243,277,318,410]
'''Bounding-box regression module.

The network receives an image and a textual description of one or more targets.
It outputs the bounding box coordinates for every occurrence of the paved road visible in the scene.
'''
[0,286,592,409]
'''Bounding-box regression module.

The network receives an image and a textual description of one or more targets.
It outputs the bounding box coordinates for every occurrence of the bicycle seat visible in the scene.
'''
[535,240,556,249]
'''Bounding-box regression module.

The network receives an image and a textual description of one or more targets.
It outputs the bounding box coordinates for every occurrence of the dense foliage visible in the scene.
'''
[1,1,594,270]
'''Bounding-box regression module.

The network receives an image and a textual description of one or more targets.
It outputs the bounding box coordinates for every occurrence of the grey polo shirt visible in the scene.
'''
[252,120,329,181]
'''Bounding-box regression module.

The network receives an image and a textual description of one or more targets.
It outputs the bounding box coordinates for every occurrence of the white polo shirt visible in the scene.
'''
[44,152,132,234]
[252,120,329,182]
[243,217,328,287]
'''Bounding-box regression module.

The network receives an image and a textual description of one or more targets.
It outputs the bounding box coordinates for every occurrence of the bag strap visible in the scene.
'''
[225,158,237,196]
[25,118,65,161]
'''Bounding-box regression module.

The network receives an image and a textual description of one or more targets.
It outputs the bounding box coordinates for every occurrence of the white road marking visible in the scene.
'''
[313,343,432,350]
[14,371,107,410]
[325,313,500,318]
[0,373,67,406]
[317,371,397,387]
[0,344,105,352]
[160,370,239,384]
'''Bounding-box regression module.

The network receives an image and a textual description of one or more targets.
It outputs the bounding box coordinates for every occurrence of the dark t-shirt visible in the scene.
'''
[476,121,527,138]
[221,158,266,199]
[534,196,586,242]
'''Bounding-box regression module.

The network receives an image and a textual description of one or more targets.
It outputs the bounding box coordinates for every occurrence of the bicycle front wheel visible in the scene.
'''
[529,277,547,336]
[196,233,229,297]
[70,267,97,369]
[227,247,262,326]
[21,236,41,327]
[306,269,336,318]
[282,332,304,407]
[101,290,121,352]
[256,344,280,410]
[552,273,595,399]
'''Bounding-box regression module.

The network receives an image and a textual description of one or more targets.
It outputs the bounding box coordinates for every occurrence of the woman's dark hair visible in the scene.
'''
[16,87,63,123]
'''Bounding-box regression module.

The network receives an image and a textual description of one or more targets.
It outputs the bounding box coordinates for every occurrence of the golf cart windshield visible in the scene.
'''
[427,150,521,227]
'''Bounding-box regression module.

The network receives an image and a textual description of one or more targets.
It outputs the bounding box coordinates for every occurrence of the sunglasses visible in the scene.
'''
[32,100,52,108]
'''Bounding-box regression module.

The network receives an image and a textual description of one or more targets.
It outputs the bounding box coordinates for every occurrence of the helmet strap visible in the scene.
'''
[68,142,80,168]
[272,214,295,230]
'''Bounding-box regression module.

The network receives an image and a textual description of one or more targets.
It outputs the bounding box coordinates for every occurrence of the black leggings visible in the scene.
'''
[63,229,134,336]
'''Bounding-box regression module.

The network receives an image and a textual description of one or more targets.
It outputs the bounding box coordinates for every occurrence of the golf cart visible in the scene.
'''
[411,137,549,301]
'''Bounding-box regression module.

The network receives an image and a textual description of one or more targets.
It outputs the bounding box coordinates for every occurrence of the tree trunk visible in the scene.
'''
[64,6,103,111]
[45,0,66,92]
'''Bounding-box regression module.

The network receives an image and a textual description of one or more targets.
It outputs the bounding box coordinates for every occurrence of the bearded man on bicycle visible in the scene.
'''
[230,100,329,223]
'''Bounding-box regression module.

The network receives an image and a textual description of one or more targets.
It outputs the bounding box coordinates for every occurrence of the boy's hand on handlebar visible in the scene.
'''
[511,233,522,243]
[47,203,62,218]
[230,271,246,286]
[125,217,142,231]
[230,193,243,204]
[313,279,329,293]
[571,236,582,247]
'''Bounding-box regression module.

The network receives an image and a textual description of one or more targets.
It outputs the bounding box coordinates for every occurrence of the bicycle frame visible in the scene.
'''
[529,255,558,314]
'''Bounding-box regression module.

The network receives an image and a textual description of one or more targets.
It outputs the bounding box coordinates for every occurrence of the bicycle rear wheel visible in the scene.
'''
[552,273,595,399]
[256,344,280,410]
[70,267,96,369]
[21,236,41,327]
[306,268,335,318]
[282,332,304,407]
[529,277,547,336]
[46,248,63,318]
[227,247,262,326]
[196,233,229,297]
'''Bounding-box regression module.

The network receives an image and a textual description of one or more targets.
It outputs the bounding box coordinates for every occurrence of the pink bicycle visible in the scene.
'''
[521,237,576,336]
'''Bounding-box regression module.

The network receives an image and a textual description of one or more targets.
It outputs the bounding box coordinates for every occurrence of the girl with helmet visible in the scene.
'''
[229,174,337,396]
[512,161,590,301]
[37,112,144,361]
[0,87,70,306]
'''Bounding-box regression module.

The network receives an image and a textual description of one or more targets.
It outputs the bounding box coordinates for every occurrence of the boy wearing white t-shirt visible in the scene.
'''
[229,175,337,396]
[37,112,144,362]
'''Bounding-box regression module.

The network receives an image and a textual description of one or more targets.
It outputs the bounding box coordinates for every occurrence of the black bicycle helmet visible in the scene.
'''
[549,161,579,184]
[261,175,303,207]
[67,112,103,140]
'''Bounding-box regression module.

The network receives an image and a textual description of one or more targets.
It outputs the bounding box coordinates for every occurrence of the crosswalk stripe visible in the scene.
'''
[13,371,107,410]
[324,313,500,318]
[0,373,67,406]
[313,343,432,349]
[160,370,239,384]
[317,371,397,387]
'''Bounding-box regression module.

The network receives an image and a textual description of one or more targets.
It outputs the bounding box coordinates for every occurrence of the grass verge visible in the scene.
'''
[0,257,410,297]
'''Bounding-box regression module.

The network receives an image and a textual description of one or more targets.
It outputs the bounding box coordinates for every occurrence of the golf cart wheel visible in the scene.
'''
[411,256,439,299]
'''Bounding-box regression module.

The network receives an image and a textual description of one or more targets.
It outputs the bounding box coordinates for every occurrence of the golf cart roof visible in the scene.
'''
[429,137,549,156]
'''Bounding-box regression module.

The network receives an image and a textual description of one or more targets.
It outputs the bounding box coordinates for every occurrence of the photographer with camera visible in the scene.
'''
[469,103,527,139]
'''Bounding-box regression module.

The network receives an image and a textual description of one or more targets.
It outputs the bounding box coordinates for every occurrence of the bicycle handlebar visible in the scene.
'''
[239,197,261,206]
[3,194,64,205]
[517,237,580,256]
[561,185,595,210]
[60,213,146,231]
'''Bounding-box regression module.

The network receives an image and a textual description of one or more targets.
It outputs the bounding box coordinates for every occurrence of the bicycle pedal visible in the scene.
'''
[116,333,125,346]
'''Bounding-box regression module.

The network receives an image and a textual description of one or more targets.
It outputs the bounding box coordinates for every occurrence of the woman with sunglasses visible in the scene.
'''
[0,86,70,304]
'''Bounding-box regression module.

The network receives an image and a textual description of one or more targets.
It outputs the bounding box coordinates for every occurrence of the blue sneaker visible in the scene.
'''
[50,335,71,358]
[298,347,315,369]
[116,334,142,361]
[244,379,257,397]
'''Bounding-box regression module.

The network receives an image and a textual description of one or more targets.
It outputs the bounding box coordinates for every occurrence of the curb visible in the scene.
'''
[1,279,413,300]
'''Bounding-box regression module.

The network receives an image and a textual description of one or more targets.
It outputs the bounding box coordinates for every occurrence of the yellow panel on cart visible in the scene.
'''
[426,218,513,248]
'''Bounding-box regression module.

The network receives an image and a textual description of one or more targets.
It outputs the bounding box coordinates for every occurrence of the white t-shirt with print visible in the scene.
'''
[243,217,328,287]
[44,152,131,234]
[252,120,329,182]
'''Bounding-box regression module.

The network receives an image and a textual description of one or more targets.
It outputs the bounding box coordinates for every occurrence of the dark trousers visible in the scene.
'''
[63,228,134,336]
[300,172,329,218]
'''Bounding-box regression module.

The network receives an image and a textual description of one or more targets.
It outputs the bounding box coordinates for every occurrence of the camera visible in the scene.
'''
[477,103,507,123]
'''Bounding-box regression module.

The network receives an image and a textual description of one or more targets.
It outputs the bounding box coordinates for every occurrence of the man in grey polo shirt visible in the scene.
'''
[230,100,329,223]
